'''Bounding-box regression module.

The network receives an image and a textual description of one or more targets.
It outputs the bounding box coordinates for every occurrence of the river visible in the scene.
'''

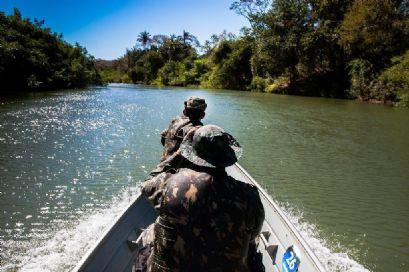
[0,84,408,272]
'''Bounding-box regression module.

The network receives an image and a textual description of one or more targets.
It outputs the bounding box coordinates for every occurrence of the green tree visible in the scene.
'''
[130,50,164,84]
[231,0,354,96]
[373,50,409,106]
[340,0,408,71]
[137,31,152,49]
[156,61,186,86]
[207,38,253,90]
[179,30,199,46]
[159,37,196,62]
[0,9,101,93]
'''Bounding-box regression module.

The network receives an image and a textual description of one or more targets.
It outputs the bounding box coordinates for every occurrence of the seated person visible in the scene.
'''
[160,97,207,162]
[142,125,265,271]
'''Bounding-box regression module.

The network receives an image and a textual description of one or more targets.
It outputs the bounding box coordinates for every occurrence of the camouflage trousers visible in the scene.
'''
[133,223,265,272]
[133,224,155,272]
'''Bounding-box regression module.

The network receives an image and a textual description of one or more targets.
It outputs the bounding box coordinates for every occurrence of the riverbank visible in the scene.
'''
[100,78,403,108]
[96,46,408,108]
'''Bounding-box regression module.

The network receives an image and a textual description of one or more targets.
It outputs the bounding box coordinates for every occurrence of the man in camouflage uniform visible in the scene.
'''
[160,97,207,162]
[142,125,265,272]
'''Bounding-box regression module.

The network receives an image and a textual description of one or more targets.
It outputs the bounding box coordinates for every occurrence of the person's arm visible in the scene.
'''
[161,117,178,146]
[248,189,266,271]
[141,172,169,210]
[248,241,265,272]
[160,128,168,146]
[146,151,182,180]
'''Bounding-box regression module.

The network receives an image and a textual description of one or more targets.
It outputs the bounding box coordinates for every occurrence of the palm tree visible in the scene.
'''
[180,30,199,46]
[137,31,151,49]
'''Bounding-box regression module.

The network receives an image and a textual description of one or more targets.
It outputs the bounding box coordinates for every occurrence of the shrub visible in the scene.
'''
[265,76,291,94]
[249,76,268,92]
[156,61,187,86]
[375,50,409,107]
[184,59,209,86]
[347,59,374,99]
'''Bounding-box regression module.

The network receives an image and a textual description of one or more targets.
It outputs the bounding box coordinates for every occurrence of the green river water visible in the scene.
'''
[0,84,408,271]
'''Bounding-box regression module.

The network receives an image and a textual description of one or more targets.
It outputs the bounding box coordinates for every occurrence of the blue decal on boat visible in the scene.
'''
[282,246,300,272]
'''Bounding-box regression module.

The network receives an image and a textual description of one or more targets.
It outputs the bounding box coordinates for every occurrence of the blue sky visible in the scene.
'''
[1,0,249,60]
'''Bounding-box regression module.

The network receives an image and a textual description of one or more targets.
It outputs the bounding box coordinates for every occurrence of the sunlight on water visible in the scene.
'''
[1,85,408,271]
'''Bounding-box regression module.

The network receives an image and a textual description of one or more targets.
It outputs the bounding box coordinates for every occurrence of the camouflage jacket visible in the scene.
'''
[160,115,202,162]
[142,167,265,272]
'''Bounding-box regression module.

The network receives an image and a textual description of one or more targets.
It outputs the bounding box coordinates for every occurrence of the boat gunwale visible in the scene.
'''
[234,163,326,271]
[71,192,143,272]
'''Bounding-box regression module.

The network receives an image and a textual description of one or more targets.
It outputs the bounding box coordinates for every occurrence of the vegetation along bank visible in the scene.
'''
[0,9,101,94]
[97,0,409,107]
[1,1,408,108]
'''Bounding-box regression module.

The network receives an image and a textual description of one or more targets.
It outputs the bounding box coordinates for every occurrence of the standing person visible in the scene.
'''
[143,125,265,272]
[160,96,207,162]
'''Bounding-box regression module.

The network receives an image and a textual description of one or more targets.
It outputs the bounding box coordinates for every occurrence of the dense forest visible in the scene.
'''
[1,2,408,107]
[97,0,409,107]
[0,9,101,93]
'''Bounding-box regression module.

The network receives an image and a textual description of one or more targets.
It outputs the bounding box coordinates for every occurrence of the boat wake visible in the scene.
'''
[1,187,140,272]
[279,203,371,272]
[2,186,370,272]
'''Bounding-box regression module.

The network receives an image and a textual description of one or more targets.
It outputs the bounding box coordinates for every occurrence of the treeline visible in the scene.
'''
[0,9,101,93]
[96,30,206,86]
[99,0,408,107]
[95,29,257,89]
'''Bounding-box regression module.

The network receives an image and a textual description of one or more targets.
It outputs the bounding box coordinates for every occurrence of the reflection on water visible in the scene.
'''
[0,85,408,271]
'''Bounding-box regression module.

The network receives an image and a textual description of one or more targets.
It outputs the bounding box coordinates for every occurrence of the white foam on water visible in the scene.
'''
[12,187,140,272]
[279,203,371,272]
[4,186,370,272]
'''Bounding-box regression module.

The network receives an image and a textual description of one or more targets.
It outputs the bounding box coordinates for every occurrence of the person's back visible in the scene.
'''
[160,97,206,162]
[148,167,264,271]
[143,125,265,272]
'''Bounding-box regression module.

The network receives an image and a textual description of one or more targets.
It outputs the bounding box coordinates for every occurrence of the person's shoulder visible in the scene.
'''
[226,175,256,189]
[170,115,180,124]
[175,168,213,181]
[175,114,189,121]
[227,176,261,198]
[167,168,213,189]
[169,115,189,126]
[227,177,264,218]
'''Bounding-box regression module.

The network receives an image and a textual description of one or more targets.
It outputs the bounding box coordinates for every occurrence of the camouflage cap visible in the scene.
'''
[184,97,207,111]
[180,125,242,168]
